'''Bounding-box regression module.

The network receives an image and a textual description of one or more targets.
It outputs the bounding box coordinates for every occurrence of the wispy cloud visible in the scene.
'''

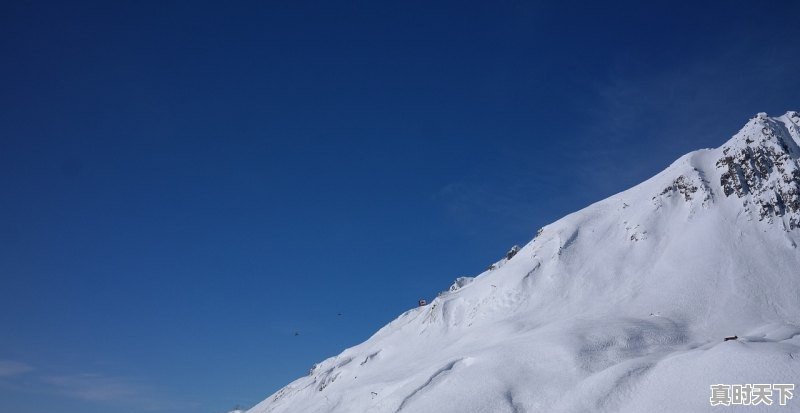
[0,360,34,377]
[41,373,141,402]
[567,36,800,199]
[434,36,800,243]
[0,358,197,411]
[38,373,198,411]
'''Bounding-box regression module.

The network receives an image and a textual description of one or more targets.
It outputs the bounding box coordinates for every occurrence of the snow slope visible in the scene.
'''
[248,112,800,413]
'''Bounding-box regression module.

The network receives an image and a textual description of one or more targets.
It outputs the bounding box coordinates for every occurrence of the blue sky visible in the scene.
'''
[1,1,799,412]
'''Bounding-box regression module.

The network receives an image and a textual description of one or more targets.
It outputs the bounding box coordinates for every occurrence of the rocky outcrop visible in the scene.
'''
[505,245,520,260]
[660,175,699,201]
[486,245,522,271]
[716,112,800,229]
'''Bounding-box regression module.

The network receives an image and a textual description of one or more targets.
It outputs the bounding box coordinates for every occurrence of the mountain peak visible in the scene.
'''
[717,111,800,229]
[245,111,800,413]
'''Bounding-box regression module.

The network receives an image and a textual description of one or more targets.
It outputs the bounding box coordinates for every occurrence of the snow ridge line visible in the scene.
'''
[393,358,465,413]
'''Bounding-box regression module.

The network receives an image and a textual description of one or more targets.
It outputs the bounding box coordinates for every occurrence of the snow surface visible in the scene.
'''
[247,112,800,413]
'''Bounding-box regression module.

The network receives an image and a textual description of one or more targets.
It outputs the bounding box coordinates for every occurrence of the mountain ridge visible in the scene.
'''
[246,111,800,413]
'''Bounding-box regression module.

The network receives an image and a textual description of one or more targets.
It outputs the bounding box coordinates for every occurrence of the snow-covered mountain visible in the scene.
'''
[248,112,800,413]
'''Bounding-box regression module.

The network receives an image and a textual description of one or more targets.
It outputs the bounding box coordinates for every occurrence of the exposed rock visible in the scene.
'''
[652,167,713,211]
[487,245,522,271]
[716,112,800,229]
[660,175,699,201]
[505,245,520,260]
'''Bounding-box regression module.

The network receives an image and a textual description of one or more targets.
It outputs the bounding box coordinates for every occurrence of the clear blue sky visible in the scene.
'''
[1,1,799,412]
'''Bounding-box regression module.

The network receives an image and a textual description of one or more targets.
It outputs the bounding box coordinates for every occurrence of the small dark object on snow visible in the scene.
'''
[418,299,427,306]
[506,245,520,260]
[724,335,738,341]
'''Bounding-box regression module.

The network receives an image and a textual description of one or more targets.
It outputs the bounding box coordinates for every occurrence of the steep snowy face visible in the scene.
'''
[246,112,800,413]
[716,111,800,228]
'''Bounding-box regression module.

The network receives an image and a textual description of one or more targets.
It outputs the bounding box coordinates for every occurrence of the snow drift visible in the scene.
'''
[247,111,800,413]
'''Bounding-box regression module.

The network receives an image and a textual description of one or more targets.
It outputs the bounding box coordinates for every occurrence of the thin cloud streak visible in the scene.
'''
[38,373,198,411]
[434,37,800,245]
[0,359,197,412]
[41,373,141,402]
[0,360,34,377]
